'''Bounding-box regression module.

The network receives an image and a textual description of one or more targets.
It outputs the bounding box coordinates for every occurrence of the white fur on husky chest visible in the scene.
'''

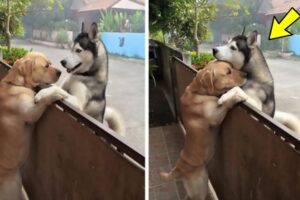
[63,76,92,110]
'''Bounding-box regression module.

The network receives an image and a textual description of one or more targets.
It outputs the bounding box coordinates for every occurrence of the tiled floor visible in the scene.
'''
[149,124,187,200]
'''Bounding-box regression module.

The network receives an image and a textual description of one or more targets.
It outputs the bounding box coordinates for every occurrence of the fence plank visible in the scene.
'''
[209,106,300,200]
[153,40,183,118]
[22,105,144,200]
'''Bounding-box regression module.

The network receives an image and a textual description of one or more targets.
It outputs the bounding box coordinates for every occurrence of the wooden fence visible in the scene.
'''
[0,61,144,200]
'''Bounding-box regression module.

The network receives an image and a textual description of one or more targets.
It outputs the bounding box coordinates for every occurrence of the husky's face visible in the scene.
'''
[61,23,98,74]
[212,31,258,70]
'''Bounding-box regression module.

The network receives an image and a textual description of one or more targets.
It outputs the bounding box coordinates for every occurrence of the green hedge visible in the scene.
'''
[99,10,144,33]
[189,51,214,70]
[0,46,28,65]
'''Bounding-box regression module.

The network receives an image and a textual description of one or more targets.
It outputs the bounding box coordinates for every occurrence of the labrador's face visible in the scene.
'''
[196,61,247,95]
[14,52,61,88]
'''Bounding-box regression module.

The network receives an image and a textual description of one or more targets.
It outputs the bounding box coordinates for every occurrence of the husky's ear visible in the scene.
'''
[241,26,246,36]
[247,31,258,48]
[81,22,85,33]
[88,22,98,40]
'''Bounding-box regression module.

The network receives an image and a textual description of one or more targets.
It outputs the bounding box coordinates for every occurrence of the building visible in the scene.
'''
[258,0,300,29]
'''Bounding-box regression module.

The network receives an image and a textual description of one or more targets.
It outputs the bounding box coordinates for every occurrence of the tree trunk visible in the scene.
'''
[194,6,200,56]
[5,0,11,53]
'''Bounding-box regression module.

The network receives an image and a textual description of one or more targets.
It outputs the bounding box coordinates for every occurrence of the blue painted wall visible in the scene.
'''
[289,35,300,56]
[101,32,145,58]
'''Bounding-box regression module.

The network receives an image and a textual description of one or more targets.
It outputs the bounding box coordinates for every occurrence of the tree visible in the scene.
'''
[0,0,59,52]
[173,0,216,55]
[210,0,265,39]
[0,0,30,51]
[150,0,216,54]
[22,0,74,34]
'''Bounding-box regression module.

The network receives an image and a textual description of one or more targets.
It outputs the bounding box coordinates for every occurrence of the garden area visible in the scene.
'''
[0,46,28,65]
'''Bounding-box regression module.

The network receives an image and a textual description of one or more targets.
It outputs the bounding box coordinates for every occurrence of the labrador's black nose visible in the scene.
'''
[60,60,67,67]
[56,70,62,76]
[212,48,218,55]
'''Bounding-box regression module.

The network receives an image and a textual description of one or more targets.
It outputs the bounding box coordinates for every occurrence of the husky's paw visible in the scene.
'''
[35,85,69,104]
[218,86,248,105]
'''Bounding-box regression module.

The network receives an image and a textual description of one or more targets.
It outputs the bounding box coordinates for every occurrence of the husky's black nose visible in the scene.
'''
[60,60,67,67]
[212,48,218,55]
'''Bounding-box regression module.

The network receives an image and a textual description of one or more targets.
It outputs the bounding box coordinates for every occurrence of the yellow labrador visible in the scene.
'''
[161,61,248,200]
[0,52,68,200]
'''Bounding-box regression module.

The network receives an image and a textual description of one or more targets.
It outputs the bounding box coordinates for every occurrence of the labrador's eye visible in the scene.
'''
[76,49,82,53]
[45,64,49,68]
[227,69,232,75]
[230,46,236,51]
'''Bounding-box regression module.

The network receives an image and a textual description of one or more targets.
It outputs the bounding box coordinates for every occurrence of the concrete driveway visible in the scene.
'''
[12,39,145,154]
[268,58,300,119]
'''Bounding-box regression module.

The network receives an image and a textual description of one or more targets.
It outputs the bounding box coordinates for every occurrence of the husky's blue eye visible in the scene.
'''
[230,46,236,51]
[75,49,82,53]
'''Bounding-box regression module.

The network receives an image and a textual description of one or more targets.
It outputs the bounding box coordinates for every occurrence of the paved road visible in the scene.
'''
[267,58,300,118]
[12,39,145,154]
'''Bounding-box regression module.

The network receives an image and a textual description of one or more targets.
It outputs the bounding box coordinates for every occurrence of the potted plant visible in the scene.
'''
[0,46,28,65]
[189,51,214,70]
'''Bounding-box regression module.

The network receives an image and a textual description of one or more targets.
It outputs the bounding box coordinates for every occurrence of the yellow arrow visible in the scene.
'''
[269,7,300,40]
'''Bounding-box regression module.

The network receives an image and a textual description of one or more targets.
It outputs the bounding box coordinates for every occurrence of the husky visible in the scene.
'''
[213,30,300,134]
[60,22,125,135]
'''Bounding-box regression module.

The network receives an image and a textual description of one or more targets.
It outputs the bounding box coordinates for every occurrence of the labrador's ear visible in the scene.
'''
[247,31,258,48]
[2,59,23,85]
[88,22,98,40]
[196,69,215,93]
[19,59,35,88]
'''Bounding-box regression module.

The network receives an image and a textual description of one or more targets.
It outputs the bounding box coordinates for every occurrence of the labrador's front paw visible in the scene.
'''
[218,87,248,105]
[34,89,49,104]
[231,87,248,103]
[50,90,68,103]
[35,85,68,104]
